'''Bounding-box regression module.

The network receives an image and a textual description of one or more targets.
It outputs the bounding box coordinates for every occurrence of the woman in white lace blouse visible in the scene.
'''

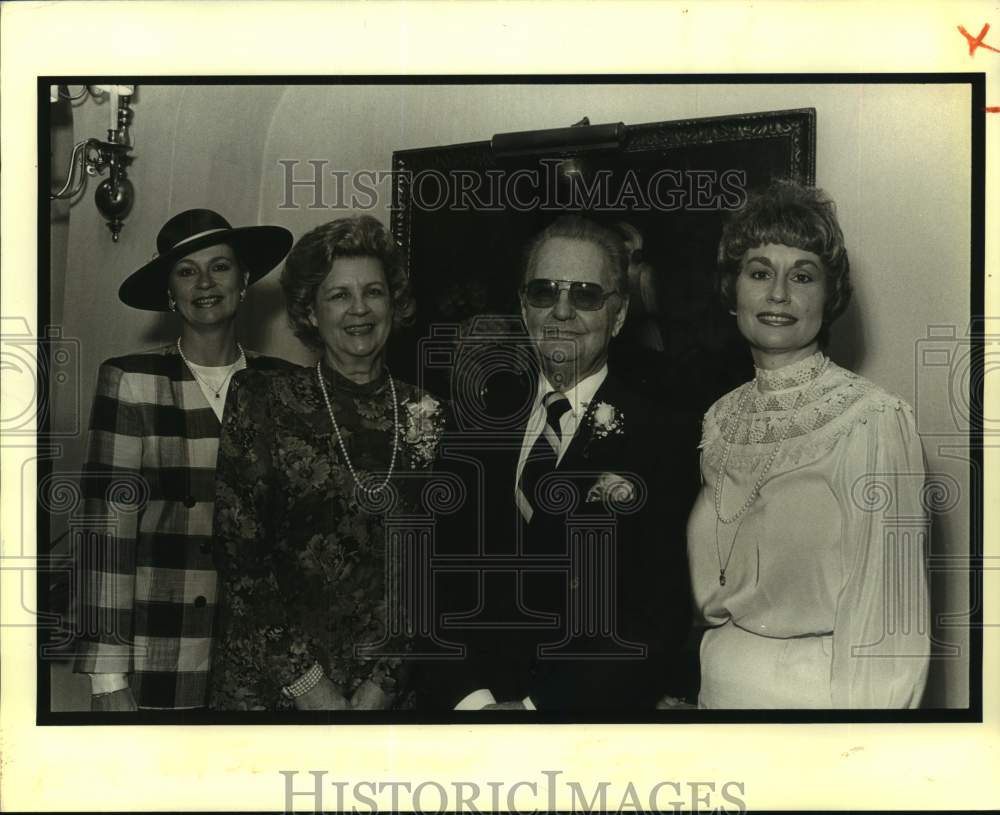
[687,180,930,708]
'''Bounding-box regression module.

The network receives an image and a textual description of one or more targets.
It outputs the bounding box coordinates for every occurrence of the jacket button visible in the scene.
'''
[194,596,207,608]
[183,495,196,508]
[199,542,212,554]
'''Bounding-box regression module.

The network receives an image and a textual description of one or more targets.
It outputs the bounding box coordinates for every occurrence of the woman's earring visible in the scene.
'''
[239,289,246,302]
[729,309,737,316]
[167,293,177,312]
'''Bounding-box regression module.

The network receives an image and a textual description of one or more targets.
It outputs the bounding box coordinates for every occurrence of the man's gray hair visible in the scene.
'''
[523,214,629,293]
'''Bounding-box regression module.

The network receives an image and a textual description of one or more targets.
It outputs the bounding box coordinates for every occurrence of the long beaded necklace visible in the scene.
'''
[713,356,830,586]
[176,338,245,400]
[316,359,399,496]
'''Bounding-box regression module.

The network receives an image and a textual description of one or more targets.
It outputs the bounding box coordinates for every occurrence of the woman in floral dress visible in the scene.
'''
[208,216,447,711]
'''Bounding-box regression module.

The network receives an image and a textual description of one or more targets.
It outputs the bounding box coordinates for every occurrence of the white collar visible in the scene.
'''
[534,364,608,419]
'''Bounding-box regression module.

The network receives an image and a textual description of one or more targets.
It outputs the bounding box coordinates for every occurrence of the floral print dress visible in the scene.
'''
[208,362,446,710]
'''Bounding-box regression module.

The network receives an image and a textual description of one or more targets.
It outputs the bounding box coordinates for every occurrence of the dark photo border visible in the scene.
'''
[35,73,985,726]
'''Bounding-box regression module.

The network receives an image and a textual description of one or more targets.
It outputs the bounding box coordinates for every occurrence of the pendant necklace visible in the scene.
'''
[713,357,830,586]
[176,338,245,400]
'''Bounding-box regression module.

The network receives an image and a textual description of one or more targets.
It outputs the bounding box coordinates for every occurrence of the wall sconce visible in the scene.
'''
[50,84,136,242]
[491,118,626,198]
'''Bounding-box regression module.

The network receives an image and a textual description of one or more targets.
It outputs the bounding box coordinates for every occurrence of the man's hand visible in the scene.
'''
[350,679,392,710]
[482,700,527,710]
[293,677,350,711]
[91,688,137,712]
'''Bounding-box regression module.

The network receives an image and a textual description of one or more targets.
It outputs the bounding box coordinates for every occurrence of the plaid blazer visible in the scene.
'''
[71,344,292,709]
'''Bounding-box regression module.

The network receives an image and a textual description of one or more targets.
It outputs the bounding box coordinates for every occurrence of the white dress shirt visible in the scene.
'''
[513,366,609,523]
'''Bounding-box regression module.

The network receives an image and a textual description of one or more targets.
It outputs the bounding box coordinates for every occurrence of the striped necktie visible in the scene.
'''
[517,391,572,521]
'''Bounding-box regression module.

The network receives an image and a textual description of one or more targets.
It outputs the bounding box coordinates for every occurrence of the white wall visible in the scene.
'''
[52,82,972,707]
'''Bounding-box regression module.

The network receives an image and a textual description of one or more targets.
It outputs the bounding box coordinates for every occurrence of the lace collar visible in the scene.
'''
[701,359,909,473]
[754,351,828,393]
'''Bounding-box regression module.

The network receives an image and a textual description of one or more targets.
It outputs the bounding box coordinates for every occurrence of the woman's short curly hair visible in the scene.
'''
[281,215,415,350]
[717,180,853,339]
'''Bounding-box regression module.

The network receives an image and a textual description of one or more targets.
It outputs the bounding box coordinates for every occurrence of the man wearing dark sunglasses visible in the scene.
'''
[425,215,693,712]
[519,248,627,393]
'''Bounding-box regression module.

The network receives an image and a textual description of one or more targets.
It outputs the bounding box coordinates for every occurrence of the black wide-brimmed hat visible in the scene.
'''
[118,209,294,311]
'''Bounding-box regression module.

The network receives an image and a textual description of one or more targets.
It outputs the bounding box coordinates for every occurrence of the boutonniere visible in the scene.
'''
[580,400,625,459]
[590,401,624,438]
[586,472,636,505]
[403,393,445,467]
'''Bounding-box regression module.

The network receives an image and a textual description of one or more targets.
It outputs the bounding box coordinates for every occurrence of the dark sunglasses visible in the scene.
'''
[521,278,621,311]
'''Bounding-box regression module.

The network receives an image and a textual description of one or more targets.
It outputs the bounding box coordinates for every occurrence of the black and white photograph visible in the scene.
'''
[37,78,977,722]
[2,2,997,813]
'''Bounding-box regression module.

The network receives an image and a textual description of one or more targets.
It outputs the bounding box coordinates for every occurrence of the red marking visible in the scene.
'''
[987,106,1000,113]
[958,23,1000,56]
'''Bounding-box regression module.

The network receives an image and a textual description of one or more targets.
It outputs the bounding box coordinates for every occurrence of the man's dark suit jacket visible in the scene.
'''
[420,369,696,711]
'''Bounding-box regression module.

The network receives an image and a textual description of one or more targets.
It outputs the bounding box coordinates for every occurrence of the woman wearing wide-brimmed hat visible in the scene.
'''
[72,209,293,711]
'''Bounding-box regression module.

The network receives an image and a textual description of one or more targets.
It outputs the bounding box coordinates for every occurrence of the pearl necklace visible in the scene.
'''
[316,360,398,496]
[713,356,830,585]
[176,338,245,400]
